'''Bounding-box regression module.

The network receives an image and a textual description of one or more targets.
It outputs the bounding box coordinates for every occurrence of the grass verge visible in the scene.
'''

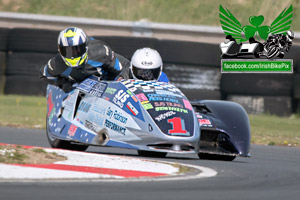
[0,144,66,164]
[0,0,298,31]
[0,94,299,147]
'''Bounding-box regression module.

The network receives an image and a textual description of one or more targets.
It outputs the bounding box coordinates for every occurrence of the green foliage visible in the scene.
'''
[0,0,298,31]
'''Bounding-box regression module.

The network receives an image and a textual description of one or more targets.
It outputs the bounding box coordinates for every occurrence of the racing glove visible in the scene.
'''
[56,78,75,93]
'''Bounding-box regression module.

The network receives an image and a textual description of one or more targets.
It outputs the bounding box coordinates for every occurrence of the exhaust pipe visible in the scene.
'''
[91,128,109,145]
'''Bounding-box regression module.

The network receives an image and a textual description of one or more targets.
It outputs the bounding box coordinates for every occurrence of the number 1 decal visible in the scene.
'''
[167,117,189,136]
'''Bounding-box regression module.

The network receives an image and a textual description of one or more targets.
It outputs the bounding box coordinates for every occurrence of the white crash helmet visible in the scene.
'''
[286,30,294,42]
[57,27,88,67]
[130,48,163,81]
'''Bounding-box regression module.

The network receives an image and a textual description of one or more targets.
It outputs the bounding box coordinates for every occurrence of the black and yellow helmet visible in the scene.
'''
[58,27,88,67]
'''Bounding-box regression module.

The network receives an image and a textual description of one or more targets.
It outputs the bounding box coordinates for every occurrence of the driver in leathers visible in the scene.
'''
[116,47,169,83]
[40,27,130,92]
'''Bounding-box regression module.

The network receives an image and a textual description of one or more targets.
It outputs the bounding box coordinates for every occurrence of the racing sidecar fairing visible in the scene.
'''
[46,79,250,161]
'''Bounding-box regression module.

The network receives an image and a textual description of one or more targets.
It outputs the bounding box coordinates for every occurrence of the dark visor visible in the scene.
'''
[59,43,86,58]
[132,65,161,81]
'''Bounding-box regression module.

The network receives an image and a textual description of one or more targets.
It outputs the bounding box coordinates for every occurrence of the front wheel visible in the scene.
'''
[198,153,236,161]
[46,120,89,151]
[137,150,167,158]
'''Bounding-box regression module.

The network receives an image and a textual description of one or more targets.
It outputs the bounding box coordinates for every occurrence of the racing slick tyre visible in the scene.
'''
[46,120,89,151]
[137,150,167,158]
[198,153,236,161]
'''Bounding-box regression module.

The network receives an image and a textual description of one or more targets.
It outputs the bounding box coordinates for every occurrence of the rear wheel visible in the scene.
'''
[46,120,89,151]
[137,150,167,158]
[198,153,236,161]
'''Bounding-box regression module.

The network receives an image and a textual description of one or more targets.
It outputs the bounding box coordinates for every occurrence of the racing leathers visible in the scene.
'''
[40,39,130,92]
[116,67,169,83]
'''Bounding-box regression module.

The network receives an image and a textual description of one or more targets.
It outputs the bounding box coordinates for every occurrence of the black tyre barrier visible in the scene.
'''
[6,52,55,76]
[221,73,293,97]
[181,89,221,100]
[227,95,292,116]
[7,28,59,53]
[164,64,221,89]
[0,75,5,94]
[0,52,6,94]
[0,52,6,75]
[157,40,220,67]
[0,28,9,51]
[284,45,300,72]
[293,74,300,99]
[93,36,158,59]
[4,74,47,95]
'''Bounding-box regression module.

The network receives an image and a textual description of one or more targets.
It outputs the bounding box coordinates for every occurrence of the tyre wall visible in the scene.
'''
[1,27,300,116]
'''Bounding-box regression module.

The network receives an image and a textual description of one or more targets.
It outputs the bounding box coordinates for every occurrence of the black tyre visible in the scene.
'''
[8,28,59,53]
[198,153,236,161]
[46,120,89,151]
[137,150,167,158]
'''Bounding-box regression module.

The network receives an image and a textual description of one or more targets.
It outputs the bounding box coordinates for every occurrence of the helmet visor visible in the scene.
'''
[132,65,161,81]
[59,43,86,59]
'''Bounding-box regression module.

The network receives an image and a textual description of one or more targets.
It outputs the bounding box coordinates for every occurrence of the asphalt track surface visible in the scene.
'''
[0,126,300,200]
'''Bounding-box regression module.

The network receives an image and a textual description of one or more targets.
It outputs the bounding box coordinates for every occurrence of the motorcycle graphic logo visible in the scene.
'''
[219,5,294,59]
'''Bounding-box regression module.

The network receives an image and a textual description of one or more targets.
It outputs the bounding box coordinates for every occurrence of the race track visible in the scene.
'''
[0,126,300,200]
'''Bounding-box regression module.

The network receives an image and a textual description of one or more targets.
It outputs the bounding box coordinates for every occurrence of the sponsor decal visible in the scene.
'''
[183,99,193,111]
[147,93,179,103]
[78,101,91,113]
[198,119,211,125]
[85,120,98,133]
[167,117,190,136]
[48,107,56,123]
[126,90,133,96]
[113,90,130,108]
[47,92,54,117]
[154,102,183,108]
[141,61,153,66]
[132,96,138,103]
[68,124,78,137]
[126,90,138,102]
[78,79,107,97]
[126,102,139,116]
[106,107,128,124]
[105,119,126,135]
[92,105,106,115]
[105,87,117,95]
[136,93,148,102]
[103,96,110,101]
[155,111,176,122]
[155,107,188,113]
[87,113,105,127]
[143,103,153,110]
[142,89,155,93]
[89,82,106,97]
[155,90,182,97]
[141,101,150,105]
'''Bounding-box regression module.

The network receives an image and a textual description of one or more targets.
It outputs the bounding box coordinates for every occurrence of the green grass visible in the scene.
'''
[249,114,300,147]
[0,94,300,147]
[0,95,46,129]
[0,0,299,31]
